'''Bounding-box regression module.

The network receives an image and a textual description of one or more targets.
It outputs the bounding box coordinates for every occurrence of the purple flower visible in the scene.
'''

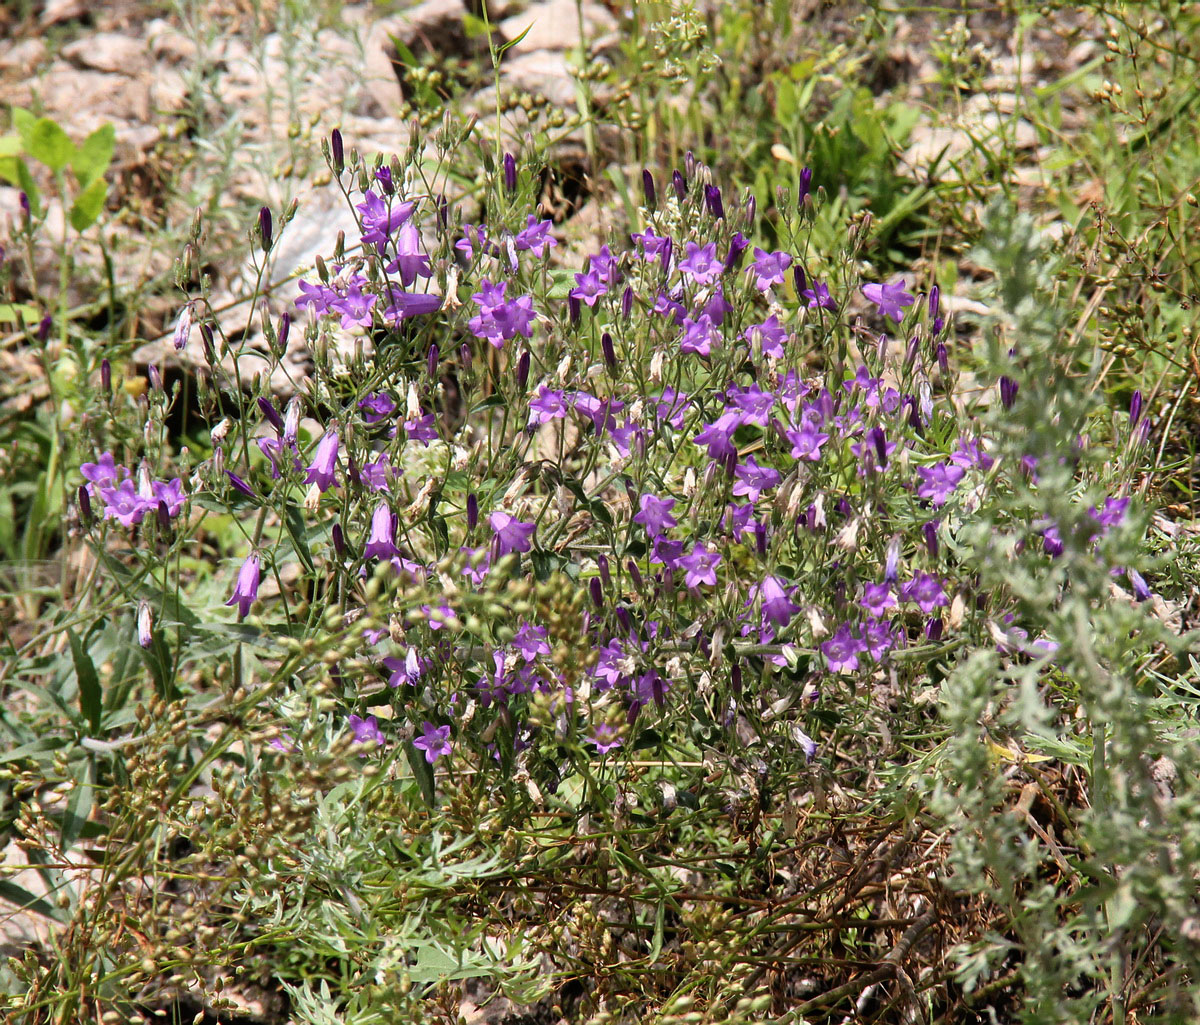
[403,413,438,446]
[747,248,792,292]
[1090,496,1130,529]
[514,216,557,257]
[822,623,865,673]
[862,279,915,323]
[915,462,964,507]
[513,623,551,662]
[529,385,569,423]
[570,267,608,306]
[413,721,452,764]
[304,430,340,491]
[899,572,947,614]
[356,190,414,249]
[81,452,126,491]
[743,314,788,358]
[694,409,744,462]
[654,388,690,429]
[677,241,722,284]
[348,714,385,746]
[364,502,399,560]
[862,619,897,660]
[784,421,830,462]
[360,453,394,492]
[949,436,994,471]
[382,289,442,324]
[296,279,337,316]
[385,221,431,286]
[99,480,151,527]
[680,314,720,356]
[225,553,261,620]
[860,582,895,618]
[490,511,535,557]
[359,392,396,423]
[633,493,678,537]
[678,543,722,589]
[726,384,775,425]
[1042,524,1063,557]
[732,456,780,502]
[152,478,186,518]
[750,575,799,628]
[631,228,669,260]
[802,279,836,310]
[383,648,425,688]
[587,723,623,754]
[332,285,377,329]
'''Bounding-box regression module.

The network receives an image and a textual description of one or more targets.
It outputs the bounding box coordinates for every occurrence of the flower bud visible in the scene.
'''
[598,554,610,588]
[621,285,633,320]
[516,350,530,390]
[704,184,724,220]
[148,364,162,391]
[615,606,632,634]
[793,266,806,295]
[684,150,696,178]
[568,295,581,325]
[427,343,440,379]
[503,152,517,193]
[276,312,290,356]
[641,168,656,209]
[467,493,478,530]
[259,206,272,252]
[37,315,52,344]
[331,128,344,174]
[797,167,812,205]
[999,376,1019,410]
[589,576,603,609]
[627,558,643,590]
[78,484,92,525]
[157,499,170,530]
[1129,389,1143,428]
[923,520,939,557]
[601,332,616,370]
[672,169,686,202]
[138,601,153,649]
[331,523,345,558]
[936,343,949,377]
[100,358,111,397]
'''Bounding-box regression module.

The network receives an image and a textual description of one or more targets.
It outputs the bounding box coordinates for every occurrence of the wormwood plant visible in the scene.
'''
[2,98,1195,1025]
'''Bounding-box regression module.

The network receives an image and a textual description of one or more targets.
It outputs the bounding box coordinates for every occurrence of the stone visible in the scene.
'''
[364,0,477,114]
[61,32,151,75]
[501,48,579,109]
[498,0,617,56]
[0,37,48,75]
[39,0,86,26]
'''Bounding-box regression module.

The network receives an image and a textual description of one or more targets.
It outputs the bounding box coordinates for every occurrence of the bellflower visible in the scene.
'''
[822,623,866,673]
[677,241,722,285]
[490,511,535,557]
[862,279,915,323]
[633,493,678,537]
[413,721,452,764]
[347,714,385,746]
[364,502,399,560]
[732,456,780,502]
[899,572,947,614]
[750,576,799,628]
[225,553,261,620]
[678,543,722,588]
[679,315,720,356]
[304,430,340,491]
[385,221,431,285]
[747,248,792,292]
[743,314,788,358]
[915,462,964,507]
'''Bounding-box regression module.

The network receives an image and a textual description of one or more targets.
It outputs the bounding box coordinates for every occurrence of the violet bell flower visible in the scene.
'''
[226,553,261,620]
[304,430,340,491]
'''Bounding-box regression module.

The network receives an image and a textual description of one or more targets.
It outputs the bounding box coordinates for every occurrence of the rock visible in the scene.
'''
[502,48,579,109]
[0,37,48,75]
[18,63,152,124]
[498,0,617,55]
[365,0,472,111]
[146,18,199,64]
[39,0,86,26]
[901,110,1038,173]
[61,32,151,75]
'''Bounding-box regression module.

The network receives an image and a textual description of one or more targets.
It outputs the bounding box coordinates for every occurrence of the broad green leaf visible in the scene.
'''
[11,107,35,148]
[72,123,114,188]
[69,176,107,231]
[27,117,75,172]
[67,627,102,733]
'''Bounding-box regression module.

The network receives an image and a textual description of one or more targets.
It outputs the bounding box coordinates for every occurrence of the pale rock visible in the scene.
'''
[0,37,48,75]
[502,48,579,109]
[29,63,151,123]
[901,110,1038,174]
[146,18,200,64]
[499,0,617,55]
[61,32,151,75]
[39,0,86,26]
[364,0,475,113]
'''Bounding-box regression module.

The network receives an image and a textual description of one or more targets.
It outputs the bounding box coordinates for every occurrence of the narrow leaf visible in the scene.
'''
[67,628,102,733]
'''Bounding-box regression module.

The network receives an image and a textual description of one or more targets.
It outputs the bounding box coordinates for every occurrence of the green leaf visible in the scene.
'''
[406,741,436,808]
[72,123,114,188]
[0,880,68,925]
[15,157,41,217]
[26,117,75,173]
[67,628,102,733]
[60,759,94,848]
[69,176,107,231]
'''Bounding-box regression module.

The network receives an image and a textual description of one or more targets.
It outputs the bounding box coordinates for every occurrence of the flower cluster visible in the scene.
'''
[81,452,186,528]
